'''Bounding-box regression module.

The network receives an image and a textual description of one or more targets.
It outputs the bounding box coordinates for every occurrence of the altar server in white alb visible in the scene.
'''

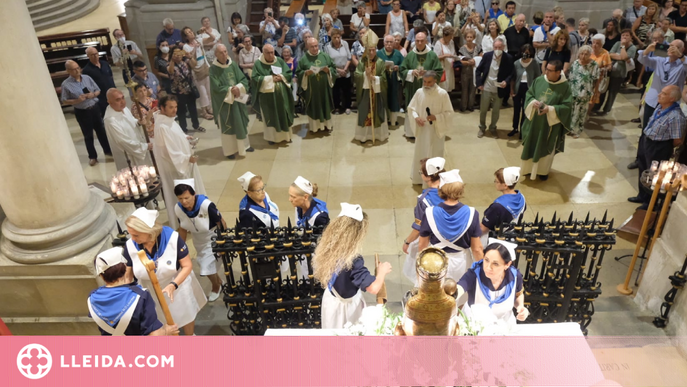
[237,171,280,230]
[480,167,526,247]
[418,170,484,282]
[174,179,226,302]
[289,176,330,228]
[402,157,445,286]
[123,208,207,336]
[314,203,392,329]
[104,88,153,170]
[408,71,452,185]
[153,94,206,229]
[456,239,529,325]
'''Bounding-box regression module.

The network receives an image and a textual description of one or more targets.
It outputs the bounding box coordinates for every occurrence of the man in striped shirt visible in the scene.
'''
[60,60,111,166]
[628,85,686,209]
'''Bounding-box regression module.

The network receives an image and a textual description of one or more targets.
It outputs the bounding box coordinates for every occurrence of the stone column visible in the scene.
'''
[0,0,116,332]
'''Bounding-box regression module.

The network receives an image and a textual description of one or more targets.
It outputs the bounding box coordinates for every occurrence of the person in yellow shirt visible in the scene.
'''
[497,1,517,32]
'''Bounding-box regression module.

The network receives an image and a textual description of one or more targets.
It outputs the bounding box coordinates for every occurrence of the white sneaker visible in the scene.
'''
[208,291,221,302]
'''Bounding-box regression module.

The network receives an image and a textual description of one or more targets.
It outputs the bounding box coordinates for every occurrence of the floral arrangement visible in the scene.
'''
[344,305,403,336]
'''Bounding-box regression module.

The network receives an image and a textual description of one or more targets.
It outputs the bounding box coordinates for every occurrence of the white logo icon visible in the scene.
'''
[17,344,52,380]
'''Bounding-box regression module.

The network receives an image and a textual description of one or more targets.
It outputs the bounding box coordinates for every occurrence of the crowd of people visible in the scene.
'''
[68,1,687,335]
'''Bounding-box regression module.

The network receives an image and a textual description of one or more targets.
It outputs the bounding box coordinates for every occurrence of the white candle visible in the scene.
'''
[116,190,124,199]
[110,182,118,194]
[140,183,148,195]
[131,184,140,199]
[652,174,659,189]
[124,188,131,199]
[149,167,156,178]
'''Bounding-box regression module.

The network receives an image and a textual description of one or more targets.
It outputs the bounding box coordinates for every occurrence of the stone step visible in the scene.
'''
[25,0,42,5]
[29,0,86,18]
[31,0,100,31]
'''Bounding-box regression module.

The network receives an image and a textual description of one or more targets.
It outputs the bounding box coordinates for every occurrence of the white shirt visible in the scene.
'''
[484,55,501,93]
[482,34,507,53]
[351,13,370,30]
[111,40,140,65]
[533,26,559,61]
[432,21,451,37]
[183,37,207,69]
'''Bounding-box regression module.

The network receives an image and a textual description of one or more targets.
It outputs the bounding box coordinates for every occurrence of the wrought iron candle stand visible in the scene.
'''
[653,254,687,328]
[496,211,616,335]
[212,219,325,335]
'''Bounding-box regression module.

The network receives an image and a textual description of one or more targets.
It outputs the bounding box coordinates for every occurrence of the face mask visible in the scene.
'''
[118,36,126,43]
[522,53,530,60]
[494,49,503,57]
[161,46,170,53]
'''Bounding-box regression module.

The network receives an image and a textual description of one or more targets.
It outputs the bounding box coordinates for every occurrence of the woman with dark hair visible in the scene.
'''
[418,169,484,282]
[603,19,620,51]
[480,167,526,246]
[167,47,204,133]
[87,247,179,336]
[456,239,529,325]
[542,30,571,74]
[173,180,226,302]
[509,44,540,137]
[402,157,446,286]
[154,40,172,93]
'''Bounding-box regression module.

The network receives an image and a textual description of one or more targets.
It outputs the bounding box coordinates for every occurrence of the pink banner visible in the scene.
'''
[0,335,634,386]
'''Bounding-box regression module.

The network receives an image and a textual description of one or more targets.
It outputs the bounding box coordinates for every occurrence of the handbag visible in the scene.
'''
[598,76,609,93]
[178,62,200,99]
[192,44,210,81]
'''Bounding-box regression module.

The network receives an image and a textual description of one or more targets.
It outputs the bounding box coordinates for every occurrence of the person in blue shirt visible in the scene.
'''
[456,239,529,325]
[480,167,526,246]
[485,0,504,22]
[237,171,280,230]
[87,247,179,336]
[402,157,445,285]
[289,176,330,228]
[156,18,183,48]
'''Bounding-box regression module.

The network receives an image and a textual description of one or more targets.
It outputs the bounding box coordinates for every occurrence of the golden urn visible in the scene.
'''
[397,247,457,336]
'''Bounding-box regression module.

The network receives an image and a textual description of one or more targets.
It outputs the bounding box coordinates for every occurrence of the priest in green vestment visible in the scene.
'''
[377,34,404,127]
[297,37,337,132]
[520,60,573,181]
[251,44,295,144]
[400,32,443,138]
[354,30,389,143]
[210,44,252,159]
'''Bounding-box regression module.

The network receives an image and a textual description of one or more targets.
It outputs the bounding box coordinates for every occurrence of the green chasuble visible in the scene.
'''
[376,48,404,112]
[296,50,336,122]
[354,56,388,128]
[520,75,573,163]
[250,55,295,133]
[400,45,443,105]
[209,58,250,139]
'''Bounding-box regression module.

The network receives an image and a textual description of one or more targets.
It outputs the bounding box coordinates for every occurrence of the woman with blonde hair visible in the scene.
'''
[631,2,659,49]
[314,203,392,329]
[123,207,207,336]
[418,170,484,282]
[237,171,279,230]
[289,176,330,228]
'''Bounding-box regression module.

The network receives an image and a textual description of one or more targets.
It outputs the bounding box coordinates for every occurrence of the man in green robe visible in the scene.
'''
[520,60,573,181]
[354,32,388,144]
[377,34,404,127]
[297,37,337,132]
[209,44,252,159]
[400,32,443,138]
[250,44,295,144]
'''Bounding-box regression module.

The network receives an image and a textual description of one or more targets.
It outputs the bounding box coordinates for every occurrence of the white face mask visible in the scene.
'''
[161,46,170,53]
[118,36,126,43]
[493,49,503,57]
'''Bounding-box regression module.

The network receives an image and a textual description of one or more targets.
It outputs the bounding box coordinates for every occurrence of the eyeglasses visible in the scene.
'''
[492,2,499,5]
[249,184,267,193]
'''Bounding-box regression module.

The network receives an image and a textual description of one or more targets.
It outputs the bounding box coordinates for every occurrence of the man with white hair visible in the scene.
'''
[156,18,183,47]
[504,14,530,60]
[377,34,405,125]
[400,31,443,138]
[104,88,153,170]
[297,37,337,132]
[82,46,116,117]
[628,85,685,209]
[476,37,514,138]
[602,9,630,33]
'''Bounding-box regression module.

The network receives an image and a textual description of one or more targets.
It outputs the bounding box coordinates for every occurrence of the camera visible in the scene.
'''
[267,12,273,17]
[127,44,132,51]
[654,43,669,58]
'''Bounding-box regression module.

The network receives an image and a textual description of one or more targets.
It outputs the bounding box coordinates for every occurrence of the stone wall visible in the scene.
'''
[506,0,631,31]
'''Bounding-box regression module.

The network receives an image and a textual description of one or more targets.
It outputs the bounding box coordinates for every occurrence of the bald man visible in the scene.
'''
[504,14,531,60]
[103,88,153,170]
[82,46,116,117]
[60,60,111,166]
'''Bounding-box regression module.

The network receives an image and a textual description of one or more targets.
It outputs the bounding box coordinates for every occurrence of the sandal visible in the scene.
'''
[194,126,206,132]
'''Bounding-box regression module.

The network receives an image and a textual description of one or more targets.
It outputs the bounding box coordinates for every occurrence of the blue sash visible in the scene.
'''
[297,198,329,227]
[538,22,557,42]
[645,102,680,133]
[89,285,141,327]
[432,205,472,242]
[471,260,517,308]
[493,191,526,220]
[133,226,174,263]
[177,194,208,218]
[422,188,442,207]
[239,195,279,222]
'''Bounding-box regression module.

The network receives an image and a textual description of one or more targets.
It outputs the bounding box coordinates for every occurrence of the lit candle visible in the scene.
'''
[149,167,157,178]
[116,190,124,199]
[123,188,131,199]
[140,182,148,195]
[650,161,659,172]
[652,174,659,189]
[118,174,126,186]
[110,181,118,194]
[664,173,673,190]
[131,184,140,199]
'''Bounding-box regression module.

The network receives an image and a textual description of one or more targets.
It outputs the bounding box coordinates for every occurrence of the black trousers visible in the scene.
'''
[74,105,111,160]
[598,76,623,113]
[512,82,528,130]
[174,92,199,132]
[637,135,674,202]
[332,76,352,110]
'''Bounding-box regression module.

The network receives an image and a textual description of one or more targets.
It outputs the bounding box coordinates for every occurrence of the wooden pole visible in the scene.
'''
[617,169,666,295]
[367,58,376,145]
[137,250,178,334]
[375,253,387,305]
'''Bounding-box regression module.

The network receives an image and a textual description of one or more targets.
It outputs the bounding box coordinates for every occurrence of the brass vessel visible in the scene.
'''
[399,247,457,336]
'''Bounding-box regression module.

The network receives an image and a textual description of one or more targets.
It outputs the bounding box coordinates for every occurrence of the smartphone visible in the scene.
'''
[151,100,158,109]
[82,87,90,94]
[654,43,669,58]
[267,12,273,17]
[127,44,132,51]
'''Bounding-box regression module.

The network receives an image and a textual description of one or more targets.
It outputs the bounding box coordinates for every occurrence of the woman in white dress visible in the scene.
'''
[174,179,226,302]
[153,95,207,230]
[314,203,392,329]
[456,239,529,325]
[481,19,507,54]
[123,208,207,336]
[181,26,214,120]
[434,26,457,91]
[198,17,222,64]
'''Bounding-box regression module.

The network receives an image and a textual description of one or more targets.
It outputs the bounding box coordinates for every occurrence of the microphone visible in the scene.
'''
[426,107,433,125]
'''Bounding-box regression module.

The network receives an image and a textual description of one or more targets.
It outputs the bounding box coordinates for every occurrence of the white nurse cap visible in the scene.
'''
[131,207,159,228]
[294,176,313,194]
[173,178,195,189]
[426,157,446,176]
[439,169,462,188]
[503,167,521,186]
[487,238,518,263]
[338,203,364,222]
[237,171,257,191]
[95,247,127,275]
